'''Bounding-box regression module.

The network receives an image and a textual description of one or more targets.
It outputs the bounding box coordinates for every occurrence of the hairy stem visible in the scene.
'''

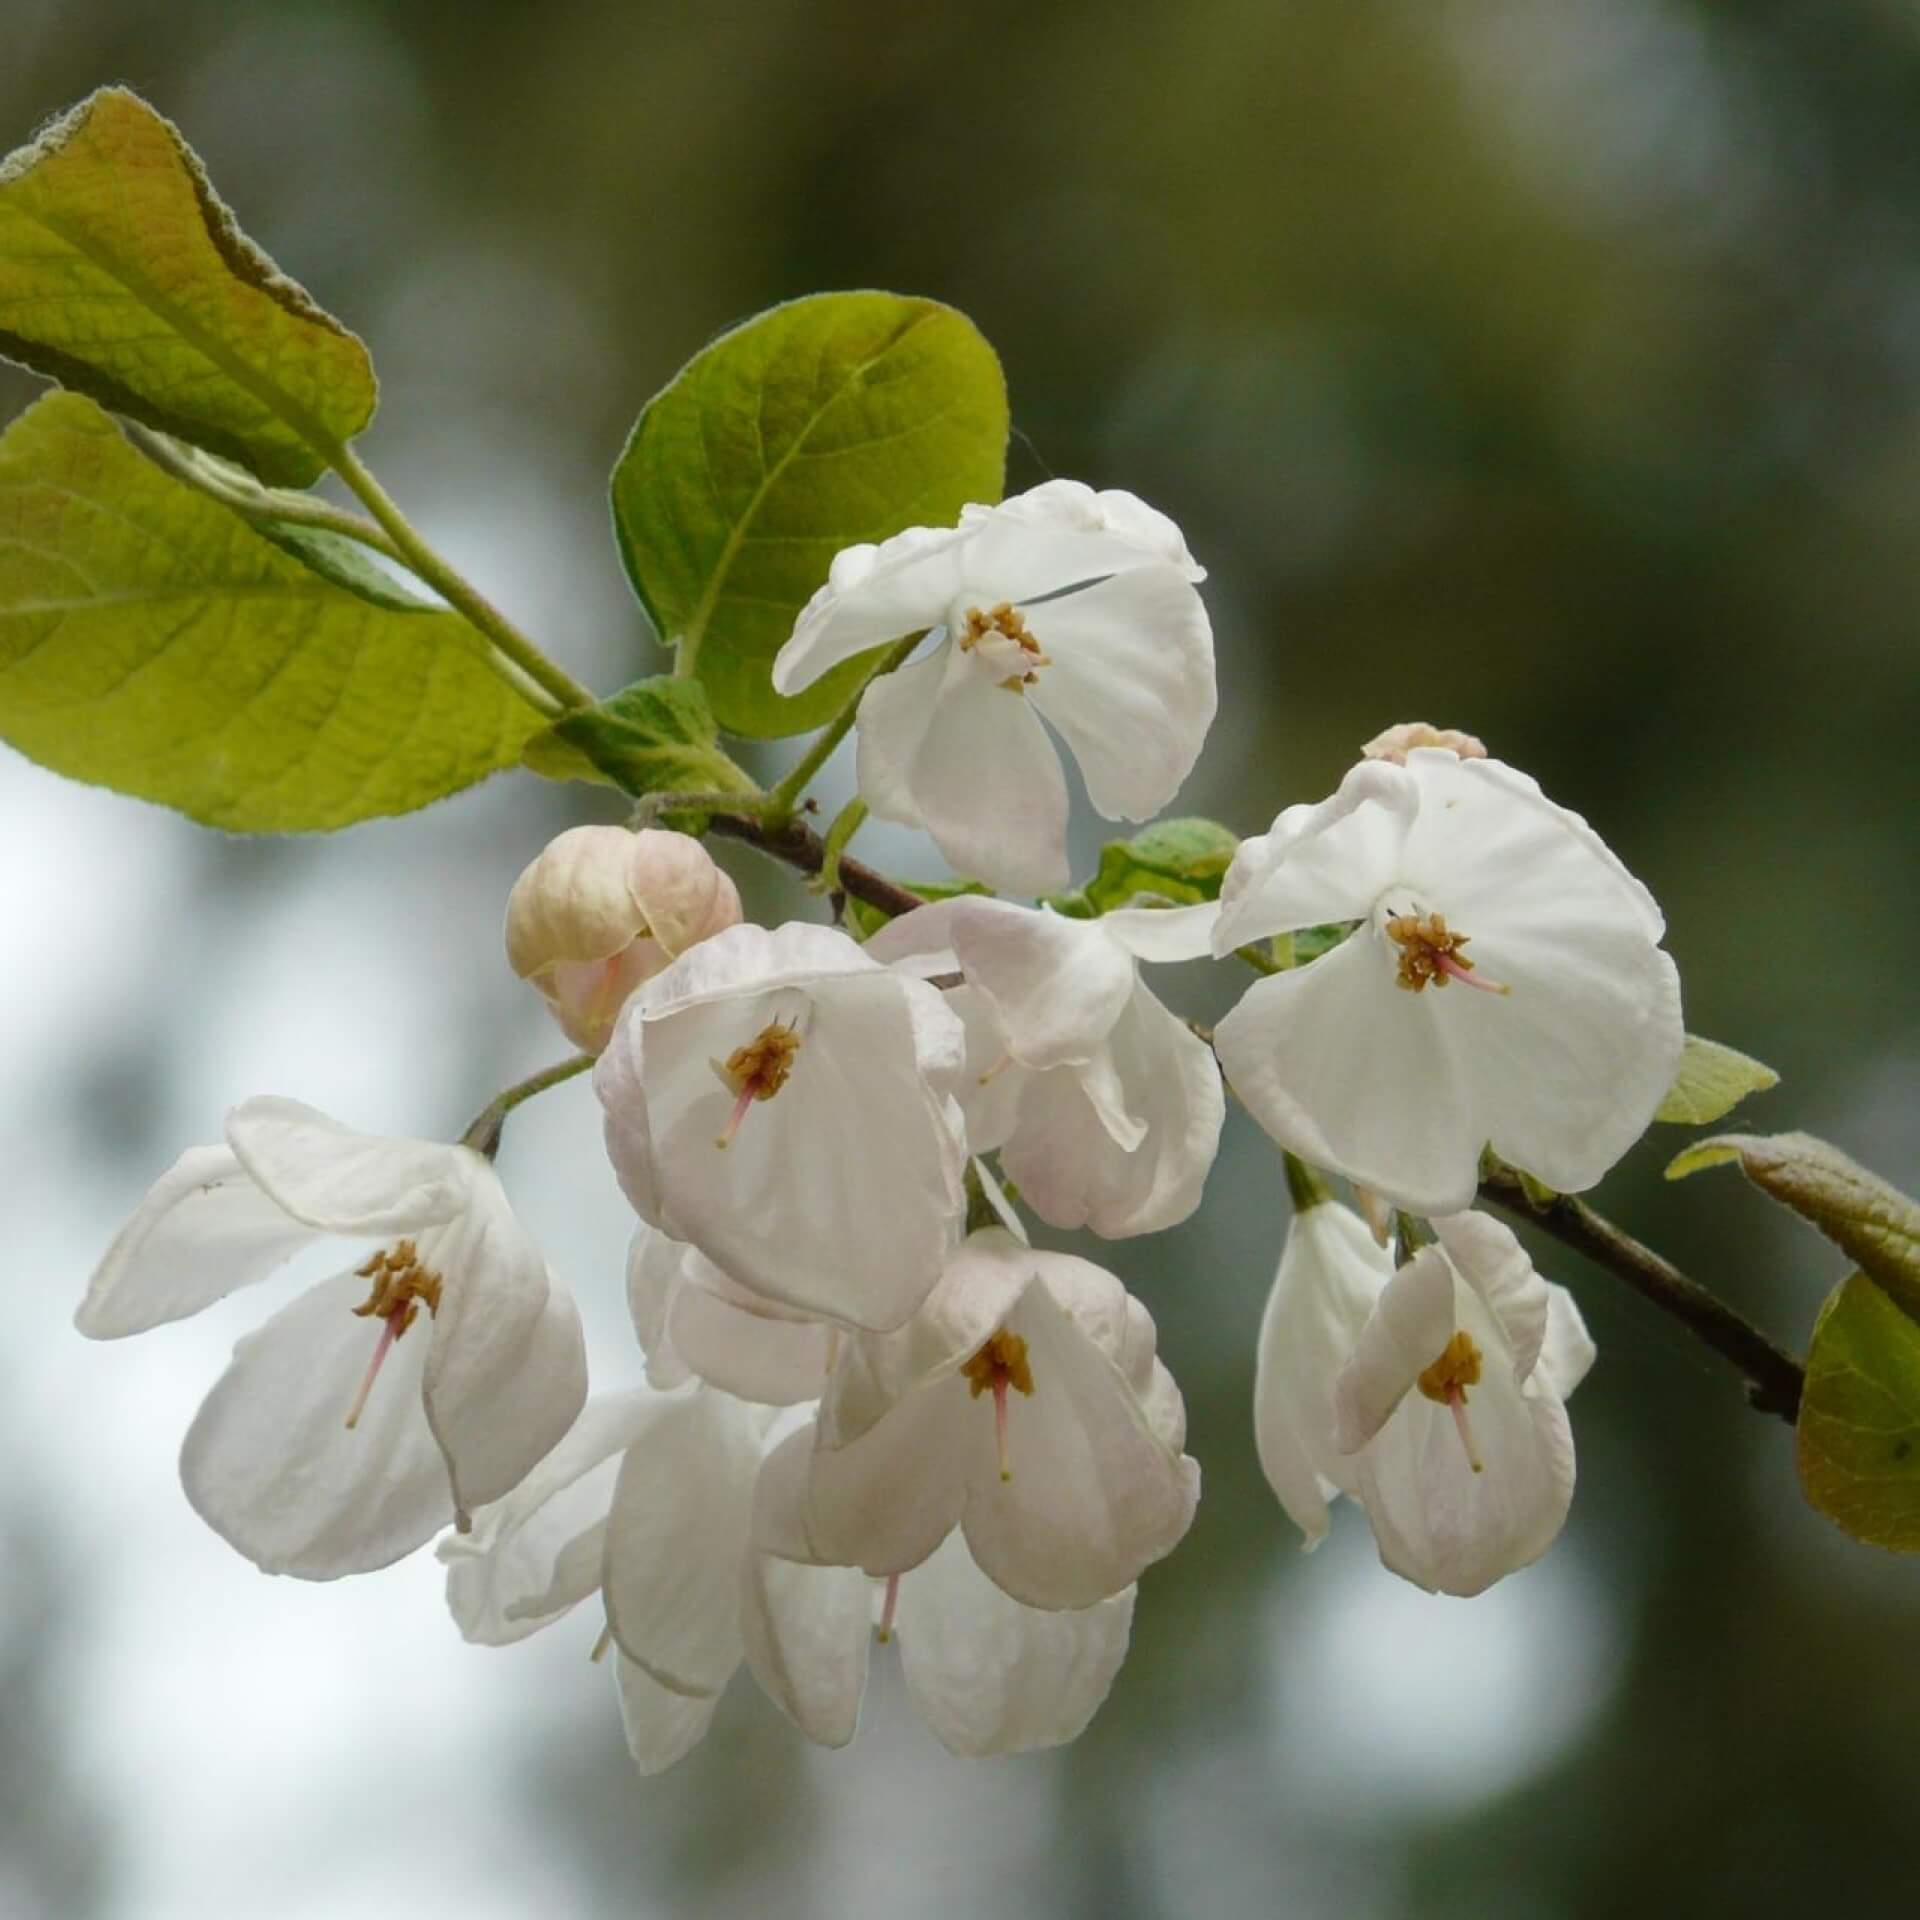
[763,633,922,824]
[1479,1162,1805,1422]
[324,441,596,715]
[461,1053,595,1157]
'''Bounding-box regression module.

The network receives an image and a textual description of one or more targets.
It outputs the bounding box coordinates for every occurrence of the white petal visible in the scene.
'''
[1214,933,1482,1215]
[1098,901,1221,965]
[959,1278,1199,1610]
[667,1260,836,1406]
[895,1532,1134,1756]
[615,1656,722,1776]
[804,1384,967,1580]
[624,1227,692,1389]
[1211,761,1418,953]
[945,900,1136,1068]
[1536,1283,1598,1402]
[1000,983,1223,1238]
[772,523,979,693]
[875,651,1072,896]
[852,645,948,832]
[179,1268,450,1578]
[943,985,1032,1154]
[442,1389,656,1645]
[1025,565,1215,822]
[969,480,1205,584]
[738,1550,872,1748]
[78,1144,316,1339]
[1331,1245,1456,1454]
[1432,1210,1550,1383]
[420,1175,586,1520]
[602,1388,761,1695]
[224,1097,475,1236]
[1254,1202,1390,1544]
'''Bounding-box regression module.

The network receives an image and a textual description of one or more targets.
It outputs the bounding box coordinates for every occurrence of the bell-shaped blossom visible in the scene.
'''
[790,1229,1199,1610]
[595,921,968,1333]
[627,1226,833,1406]
[748,1422,1136,1757]
[1212,748,1684,1215]
[505,825,742,1052]
[77,1098,587,1579]
[866,897,1224,1236]
[770,481,1216,895]
[1255,1196,1596,1596]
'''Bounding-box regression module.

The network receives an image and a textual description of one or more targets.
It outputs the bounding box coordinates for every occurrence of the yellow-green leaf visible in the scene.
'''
[0,89,374,485]
[1797,1273,1920,1552]
[0,392,543,829]
[522,675,757,798]
[1654,1034,1780,1126]
[1046,817,1241,918]
[1667,1128,1920,1317]
[612,291,1007,737]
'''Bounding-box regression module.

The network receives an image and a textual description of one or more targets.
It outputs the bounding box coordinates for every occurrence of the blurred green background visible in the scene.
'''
[4,3,1918,1916]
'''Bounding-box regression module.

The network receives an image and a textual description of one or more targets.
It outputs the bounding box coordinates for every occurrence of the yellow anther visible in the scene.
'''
[1384,911,1510,997]
[957,603,1050,691]
[1416,1329,1484,1405]
[962,1330,1035,1483]
[711,1018,804,1148]
[350,1239,443,1335]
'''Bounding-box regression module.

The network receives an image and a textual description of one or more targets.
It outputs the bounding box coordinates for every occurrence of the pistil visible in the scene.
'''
[1416,1329,1486,1475]
[1384,910,1510,997]
[876,1572,902,1644]
[962,1329,1035,1482]
[343,1241,443,1430]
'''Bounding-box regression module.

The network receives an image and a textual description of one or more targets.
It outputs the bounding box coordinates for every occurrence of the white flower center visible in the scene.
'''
[948,594,1049,693]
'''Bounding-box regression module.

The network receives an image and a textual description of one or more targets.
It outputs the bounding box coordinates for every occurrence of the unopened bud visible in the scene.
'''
[504,826,743,1052]
[1360,722,1488,765]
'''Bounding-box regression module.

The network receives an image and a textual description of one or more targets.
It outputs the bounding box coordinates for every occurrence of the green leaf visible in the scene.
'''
[523,675,757,798]
[1797,1273,1920,1552]
[1667,1129,1920,1317]
[1047,817,1241,917]
[0,88,374,485]
[611,291,1008,738]
[844,878,993,942]
[0,392,543,828]
[1654,1034,1781,1126]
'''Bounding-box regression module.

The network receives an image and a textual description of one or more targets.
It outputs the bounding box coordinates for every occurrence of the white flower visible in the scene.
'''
[748,1423,1136,1757]
[770,480,1216,895]
[866,897,1225,1236]
[77,1098,588,1579]
[792,1229,1199,1610]
[595,921,969,1333]
[627,1226,834,1405]
[505,825,742,1052]
[1255,1197,1596,1596]
[1212,748,1684,1215]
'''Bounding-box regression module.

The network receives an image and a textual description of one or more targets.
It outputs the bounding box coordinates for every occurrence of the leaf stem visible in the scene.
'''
[461,1053,595,1157]
[323,440,596,716]
[1479,1160,1806,1422]
[763,633,920,825]
[813,796,869,897]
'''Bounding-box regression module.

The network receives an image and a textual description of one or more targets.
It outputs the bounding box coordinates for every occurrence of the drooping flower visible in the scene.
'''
[1254,1193,1595,1596]
[770,481,1216,895]
[595,921,969,1332]
[1212,747,1684,1215]
[748,1422,1137,1757]
[505,825,741,1052]
[791,1229,1199,1610]
[77,1098,588,1579]
[866,896,1224,1236]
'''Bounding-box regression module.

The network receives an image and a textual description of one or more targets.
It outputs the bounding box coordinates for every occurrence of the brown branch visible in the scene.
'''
[703,809,929,923]
[1479,1163,1805,1423]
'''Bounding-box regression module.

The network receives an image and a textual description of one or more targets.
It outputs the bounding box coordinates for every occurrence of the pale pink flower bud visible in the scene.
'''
[505,827,742,1052]
[1360,721,1488,765]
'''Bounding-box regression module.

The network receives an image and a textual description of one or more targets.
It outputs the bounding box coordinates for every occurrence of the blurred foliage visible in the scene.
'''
[5,1,1920,1916]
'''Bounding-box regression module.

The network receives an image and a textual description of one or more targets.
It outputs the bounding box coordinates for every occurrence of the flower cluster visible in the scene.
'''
[79,483,1686,1774]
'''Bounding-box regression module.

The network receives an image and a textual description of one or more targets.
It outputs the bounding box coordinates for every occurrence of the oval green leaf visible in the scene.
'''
[1666,1129,1920,1318]
[521,675,757,798]
[0,393,543,830]
[1046,817,1242,918]
[1654,1034,1780,1126]
[1798,1273,1920,1552]
[0,89,374,485]
[612,291,1008,738]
